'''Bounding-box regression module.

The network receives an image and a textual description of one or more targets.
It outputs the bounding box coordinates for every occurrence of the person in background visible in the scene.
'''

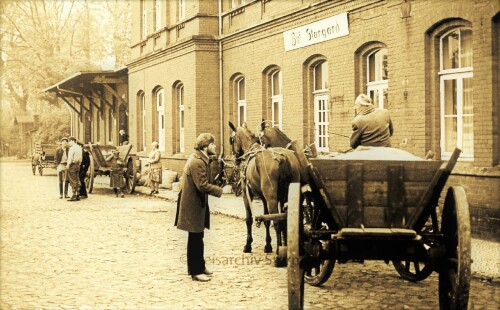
[119,129,129,146]
[350,94,394,149]
[66,136,83,201]
[106,150,126,198]
[55,137,70,199]
[147,141,162,195]
[174,133,223,282]
[78,142,90,199]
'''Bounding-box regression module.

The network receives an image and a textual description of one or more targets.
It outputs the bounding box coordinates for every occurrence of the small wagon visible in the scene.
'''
[83,143,138,194]
[31,142,59,176]
[284,147,470,309]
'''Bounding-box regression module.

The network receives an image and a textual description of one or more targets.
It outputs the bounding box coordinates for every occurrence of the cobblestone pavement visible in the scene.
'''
[1,161,499,309]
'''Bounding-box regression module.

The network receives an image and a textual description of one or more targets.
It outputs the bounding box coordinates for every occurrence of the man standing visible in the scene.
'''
[66,137,83,201]
[78,142,90,199]
[175,133,223,282]
[55,137,70,199]
[350,94,394,149]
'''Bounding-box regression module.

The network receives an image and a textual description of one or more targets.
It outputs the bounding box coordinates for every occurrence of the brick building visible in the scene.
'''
[128,0,499,240]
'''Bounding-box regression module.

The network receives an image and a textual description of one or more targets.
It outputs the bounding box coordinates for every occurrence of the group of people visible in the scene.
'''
[55,136,90,201]
[53,93,391,283]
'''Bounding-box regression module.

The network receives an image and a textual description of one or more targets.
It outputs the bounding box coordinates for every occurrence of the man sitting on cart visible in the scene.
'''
[350,94,394,149]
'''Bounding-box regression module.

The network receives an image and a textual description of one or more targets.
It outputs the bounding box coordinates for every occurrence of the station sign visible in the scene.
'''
[283,12,349,51]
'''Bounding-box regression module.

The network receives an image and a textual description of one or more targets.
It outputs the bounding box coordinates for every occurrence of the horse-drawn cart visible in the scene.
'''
[286,147,471,309]
[31,142,59,175]
[83,143,138,194]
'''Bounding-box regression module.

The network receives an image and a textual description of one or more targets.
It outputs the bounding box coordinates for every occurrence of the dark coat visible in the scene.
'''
[175,150,223,233]
[55,147,68,165]
[350,106,394,149]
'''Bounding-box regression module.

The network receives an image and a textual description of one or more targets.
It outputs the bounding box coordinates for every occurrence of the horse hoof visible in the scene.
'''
[243,246,252,253]
[274,256,287,268]
[264,245,273,253]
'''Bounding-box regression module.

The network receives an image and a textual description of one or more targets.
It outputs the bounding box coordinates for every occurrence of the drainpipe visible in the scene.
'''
[218,0,224,156]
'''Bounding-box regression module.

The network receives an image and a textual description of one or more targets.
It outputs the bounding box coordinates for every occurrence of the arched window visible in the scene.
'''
[155,88,165,151]
[270,70,283,129]
[313,61,329,152]
[366,48,388,108]
[177,84,185,153]
[236,77,246,126]
[439,27,473,159]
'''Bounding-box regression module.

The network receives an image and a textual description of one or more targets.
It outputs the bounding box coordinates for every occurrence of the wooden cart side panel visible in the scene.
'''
[309,159,442,182]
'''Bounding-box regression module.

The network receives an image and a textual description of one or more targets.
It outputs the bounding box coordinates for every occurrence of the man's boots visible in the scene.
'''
[59,183,63,199]
[120,188,124,198]
[64,182,70,198]
[114,188,118,197]
[68,190,80,201]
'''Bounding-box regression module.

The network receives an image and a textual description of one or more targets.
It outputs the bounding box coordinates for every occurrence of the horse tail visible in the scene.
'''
[277,155,294,204]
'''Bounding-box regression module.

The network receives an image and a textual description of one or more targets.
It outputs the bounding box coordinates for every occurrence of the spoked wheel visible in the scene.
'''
[85,155,95,194]
[125,158,137,194]
[392,259,433,282]
[287,183,304,310]
[303,198,335,286]
[438,186,471,310]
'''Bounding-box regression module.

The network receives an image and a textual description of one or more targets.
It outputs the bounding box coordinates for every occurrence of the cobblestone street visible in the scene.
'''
[1,161,499,309]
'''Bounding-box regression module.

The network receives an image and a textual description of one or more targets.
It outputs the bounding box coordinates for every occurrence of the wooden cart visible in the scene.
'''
[31,142,59,176]
[83,143,138,194]
[283,147,470,309]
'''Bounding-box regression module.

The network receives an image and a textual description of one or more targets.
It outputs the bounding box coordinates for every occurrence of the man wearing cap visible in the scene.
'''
[350,94,394,149]
[55,137,70,199]
[175,133,223,282]
[66,137,83,201]
[78,141,90,199]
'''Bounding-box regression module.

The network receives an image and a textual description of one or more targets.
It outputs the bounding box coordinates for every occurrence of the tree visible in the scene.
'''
[0,0,131,145]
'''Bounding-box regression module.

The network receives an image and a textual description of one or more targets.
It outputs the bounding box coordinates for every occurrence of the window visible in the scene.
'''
[439,28,473,159]
[156,88,165,151]
[271,70,283,129]
[177,85,185,153]
[141,0,147,39]
[179,0,185,21]
[313,61,329,152]
[137,92,146,152]
[155,0,161,32]
[366,48,388,108]
[236,78,246,126]
[232,0,246,8]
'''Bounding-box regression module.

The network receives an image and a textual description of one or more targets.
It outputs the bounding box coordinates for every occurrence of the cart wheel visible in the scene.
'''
[287,182,304,310]
[392,259,433,282]
[304,256,335,286]
[125,158,137,194]
[438,186,471,310]
[85,155,94,194]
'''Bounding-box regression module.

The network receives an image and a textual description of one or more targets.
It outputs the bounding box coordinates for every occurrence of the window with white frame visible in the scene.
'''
[366,48,388,108]
[271,70,283,130]
[177,85,185,153]
[155,0,161,31]
[179,0,185,21]
[439,27,473,159]
[141,0,147,39]
[156,88,165,152]
[313,61,329,152]
[237,78,246,126]
[141,93,147,152]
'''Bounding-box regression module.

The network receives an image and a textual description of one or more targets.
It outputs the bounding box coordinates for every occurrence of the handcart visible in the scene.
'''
[31,142,59,176]
[84,143,138,194]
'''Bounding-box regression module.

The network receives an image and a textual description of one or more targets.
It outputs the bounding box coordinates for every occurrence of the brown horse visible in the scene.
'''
[229,121,300,266]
